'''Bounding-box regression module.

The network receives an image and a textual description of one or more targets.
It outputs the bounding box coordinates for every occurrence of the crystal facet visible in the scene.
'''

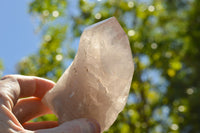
[42,17,134,131]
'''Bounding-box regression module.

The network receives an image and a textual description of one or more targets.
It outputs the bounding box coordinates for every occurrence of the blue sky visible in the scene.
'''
[0,0,40,75]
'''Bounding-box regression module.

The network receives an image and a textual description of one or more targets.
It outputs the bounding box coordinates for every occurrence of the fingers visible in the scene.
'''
[0,75,56,132]
[13,97,52,124]
[0,104,23,131]
[23,121,58,130]
[0,75,55,110]
[0,77,20,110]
[0,78,24,132]
[34,118,101,133]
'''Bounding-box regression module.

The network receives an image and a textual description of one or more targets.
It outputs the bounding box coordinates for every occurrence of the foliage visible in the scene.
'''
[16,0,200,132]
[0,59,3,77]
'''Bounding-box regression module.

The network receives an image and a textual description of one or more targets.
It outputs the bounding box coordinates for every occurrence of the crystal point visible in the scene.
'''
[42,17,134,131]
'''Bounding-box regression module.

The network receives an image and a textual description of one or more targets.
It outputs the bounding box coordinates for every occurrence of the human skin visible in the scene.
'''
[0,75,100,133]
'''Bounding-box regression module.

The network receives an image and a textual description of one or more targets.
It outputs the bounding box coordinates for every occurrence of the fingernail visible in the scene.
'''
[87,119,101,133]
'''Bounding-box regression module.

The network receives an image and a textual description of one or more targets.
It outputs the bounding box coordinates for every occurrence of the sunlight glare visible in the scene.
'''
[151,43,158,49]
[52,10,59,17]
[178,105,185,112]
[43,10,49,16]
[187,88,194,95]
[128,1,134,8]
[56,54,63,61]
[171,124,179,130]
[128,30,135,36]
[95,13,102,19]
[44,35,52,42]
[148,5,155,12]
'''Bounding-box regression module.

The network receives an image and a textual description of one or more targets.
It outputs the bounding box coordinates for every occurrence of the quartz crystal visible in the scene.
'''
[42,17,134,131]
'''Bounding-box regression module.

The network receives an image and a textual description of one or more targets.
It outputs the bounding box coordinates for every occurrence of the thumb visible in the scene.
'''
[33,118,101,133]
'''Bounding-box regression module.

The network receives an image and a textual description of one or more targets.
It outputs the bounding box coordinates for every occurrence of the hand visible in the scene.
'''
[0,75,100,133]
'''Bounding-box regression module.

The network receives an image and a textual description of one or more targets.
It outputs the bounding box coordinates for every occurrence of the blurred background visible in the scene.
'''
[0,0,200,132]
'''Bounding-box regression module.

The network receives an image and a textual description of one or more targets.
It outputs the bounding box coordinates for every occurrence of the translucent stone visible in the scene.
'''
[42,17,134,131]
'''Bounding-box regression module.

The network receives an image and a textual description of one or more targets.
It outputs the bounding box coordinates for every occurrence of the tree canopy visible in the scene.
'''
[0,60,3,77]
[2,0,200,132]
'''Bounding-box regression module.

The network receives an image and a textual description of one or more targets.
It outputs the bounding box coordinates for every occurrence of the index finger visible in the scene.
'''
[2,75,55,98]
